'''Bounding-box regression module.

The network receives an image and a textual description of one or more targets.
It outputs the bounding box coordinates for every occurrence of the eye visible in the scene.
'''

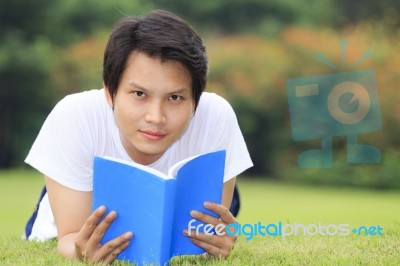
[169,95,182,102]
[132,91,145,97]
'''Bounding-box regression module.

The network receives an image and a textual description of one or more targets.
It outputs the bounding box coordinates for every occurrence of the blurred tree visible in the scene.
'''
[145,0,400,34]
[0,0,57,167]
[148,0,335,34]
[0,0,58,41]
[150,0,295,33]
[2,0,400,189]
[0,0,149,167]
[0,36,54,167]
[334,0,400,28]
[231,96,283,175]
[42,0,152,46]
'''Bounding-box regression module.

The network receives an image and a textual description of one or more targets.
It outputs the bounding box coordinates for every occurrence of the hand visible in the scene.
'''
[184,201,238,259]
[74,206,133,264]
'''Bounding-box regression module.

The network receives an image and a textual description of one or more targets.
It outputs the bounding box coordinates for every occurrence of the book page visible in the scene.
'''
[102,155,173,180]
[92,156,176,265]
[167,153,203,178]
[169,150,226,256]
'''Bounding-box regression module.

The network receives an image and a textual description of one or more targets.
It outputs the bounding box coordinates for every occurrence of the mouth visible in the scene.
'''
[140,130,167,141]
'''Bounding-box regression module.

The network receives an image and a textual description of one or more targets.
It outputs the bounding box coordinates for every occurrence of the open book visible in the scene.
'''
[92,150,226,266]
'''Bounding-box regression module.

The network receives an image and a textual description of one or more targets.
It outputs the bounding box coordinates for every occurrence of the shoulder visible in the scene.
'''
[40,88,112,153]
[25,89,112,191]
[49,89,109,126]
[197,92,232,110]
[183,92,240,144]
[195,92,236,120]
[55,89,107,113]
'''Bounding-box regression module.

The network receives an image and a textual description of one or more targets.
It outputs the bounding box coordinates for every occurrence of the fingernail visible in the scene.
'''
[183,230,188,236]
[190,210,200,217]
[97,206,106,213]
[125,232,133,240]
[203,201,212,208]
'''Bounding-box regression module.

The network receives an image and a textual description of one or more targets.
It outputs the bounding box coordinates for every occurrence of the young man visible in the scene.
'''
[25,10,252,263]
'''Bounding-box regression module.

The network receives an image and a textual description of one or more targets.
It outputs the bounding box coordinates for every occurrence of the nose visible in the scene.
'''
[144,100,166,125]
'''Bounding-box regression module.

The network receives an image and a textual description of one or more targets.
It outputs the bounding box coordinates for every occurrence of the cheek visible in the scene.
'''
[113,103,138,129]
[172,109,192,130]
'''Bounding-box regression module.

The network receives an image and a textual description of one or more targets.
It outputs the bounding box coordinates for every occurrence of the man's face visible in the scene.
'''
[105,51,194,165]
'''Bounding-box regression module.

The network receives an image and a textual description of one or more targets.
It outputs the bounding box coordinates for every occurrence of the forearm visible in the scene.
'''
[57,233,79,260]
[221,177,236,209]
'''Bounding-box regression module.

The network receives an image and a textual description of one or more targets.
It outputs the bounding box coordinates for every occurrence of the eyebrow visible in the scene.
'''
[128,81,190,95]
[128,81,147,91]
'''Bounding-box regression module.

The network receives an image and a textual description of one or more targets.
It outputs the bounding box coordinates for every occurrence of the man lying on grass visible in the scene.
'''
[24,10,252,264]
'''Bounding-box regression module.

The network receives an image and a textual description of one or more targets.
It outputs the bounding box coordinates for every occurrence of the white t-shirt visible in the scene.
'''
[25,89,253,240]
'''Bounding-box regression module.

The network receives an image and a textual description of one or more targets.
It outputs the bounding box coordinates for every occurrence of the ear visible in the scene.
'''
[103,82,113,108]
[192,99,196,114]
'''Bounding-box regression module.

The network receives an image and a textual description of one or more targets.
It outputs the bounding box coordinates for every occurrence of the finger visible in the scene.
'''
[75,206,108,259]
[203,202,237,224]
[188,236,228,258]
[86,210,118,249]
[186,230,226,247]
[95,235,132,264]
[77,206,107,241]
[190,210,221,227]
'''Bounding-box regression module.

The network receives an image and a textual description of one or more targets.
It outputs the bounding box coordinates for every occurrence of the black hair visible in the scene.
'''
[103,10,208,108]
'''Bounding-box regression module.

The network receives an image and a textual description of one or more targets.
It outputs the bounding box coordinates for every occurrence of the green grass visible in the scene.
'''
[0,169,44,238]
[237,178,400,228]
[1,170,400,265]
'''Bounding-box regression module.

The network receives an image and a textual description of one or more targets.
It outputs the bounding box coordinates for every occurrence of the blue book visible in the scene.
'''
[92,150,226,266]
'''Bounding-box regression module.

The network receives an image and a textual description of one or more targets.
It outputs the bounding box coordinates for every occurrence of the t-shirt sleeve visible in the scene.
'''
[25,95,94,191]
[193,93,253,182]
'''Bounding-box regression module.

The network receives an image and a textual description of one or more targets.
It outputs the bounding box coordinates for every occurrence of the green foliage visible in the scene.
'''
[0,0,149,167]
[334,0,400,28]
[203,26,400,189]
[42,0,152,46]
[0,0,60,167]
[0,36,55,167]
[146,0,400,35]
[229,96,288,175]
[280,149,400,190]
[0,0,58,41]
[1,0,400,190]
[149,0,303,34]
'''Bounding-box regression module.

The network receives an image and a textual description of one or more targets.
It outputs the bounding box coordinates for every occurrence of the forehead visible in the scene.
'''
[122,51,191,82]
[126,51,189,74]
[121,51,192,92]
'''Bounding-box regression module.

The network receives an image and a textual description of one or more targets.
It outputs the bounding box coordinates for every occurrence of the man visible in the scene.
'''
[25,10,252,263]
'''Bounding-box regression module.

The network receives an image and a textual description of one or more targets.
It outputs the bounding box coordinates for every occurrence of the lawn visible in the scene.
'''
[0,170,399,265]
[0,169,45,238]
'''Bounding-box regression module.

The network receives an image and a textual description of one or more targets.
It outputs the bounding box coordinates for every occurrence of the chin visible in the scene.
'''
[137,145,168,157]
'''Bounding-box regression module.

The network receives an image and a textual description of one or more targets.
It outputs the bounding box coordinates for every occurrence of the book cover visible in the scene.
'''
[92,150,226,265]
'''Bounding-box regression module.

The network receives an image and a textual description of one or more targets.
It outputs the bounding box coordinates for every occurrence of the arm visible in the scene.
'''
[221,177,236,209]
[184,177,238,258]
[45,176,133,263]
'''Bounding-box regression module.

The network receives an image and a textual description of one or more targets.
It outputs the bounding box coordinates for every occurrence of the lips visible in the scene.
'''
[140,130,167,141]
